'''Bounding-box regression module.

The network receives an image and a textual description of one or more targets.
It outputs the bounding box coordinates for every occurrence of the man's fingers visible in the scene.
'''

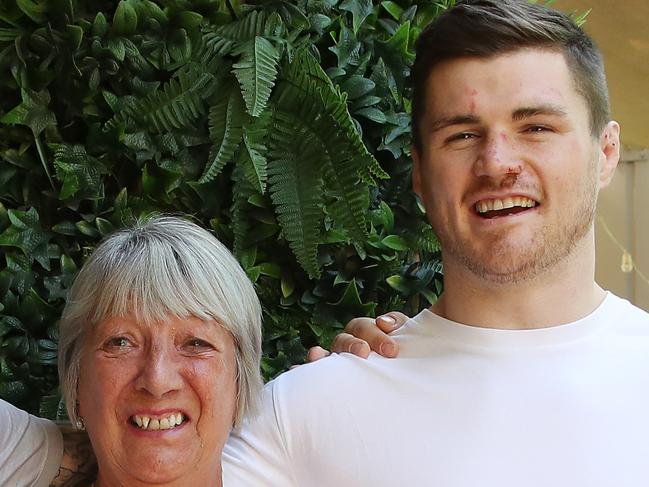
[331,332,371,358]
[292,346,331,368]
[343,317,399,358]
[306,346,330,362]
[376,312,409,333]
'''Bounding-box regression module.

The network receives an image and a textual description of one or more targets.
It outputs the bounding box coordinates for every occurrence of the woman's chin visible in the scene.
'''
[95,430,211,485]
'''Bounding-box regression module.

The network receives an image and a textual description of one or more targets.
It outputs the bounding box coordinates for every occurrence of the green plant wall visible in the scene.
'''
[0,0,446,418]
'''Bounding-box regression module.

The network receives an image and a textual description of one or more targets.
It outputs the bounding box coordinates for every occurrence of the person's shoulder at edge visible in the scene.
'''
[0,399,64,487]
[605,291,649,332]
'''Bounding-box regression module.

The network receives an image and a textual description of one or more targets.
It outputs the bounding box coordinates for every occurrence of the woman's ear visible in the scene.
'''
[598,121,621,189]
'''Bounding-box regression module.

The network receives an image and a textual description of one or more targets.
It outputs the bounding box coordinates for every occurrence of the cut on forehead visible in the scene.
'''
[423,49,581,120]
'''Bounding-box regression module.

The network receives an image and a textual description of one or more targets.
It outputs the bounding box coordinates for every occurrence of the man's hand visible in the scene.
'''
[305,312,409,362]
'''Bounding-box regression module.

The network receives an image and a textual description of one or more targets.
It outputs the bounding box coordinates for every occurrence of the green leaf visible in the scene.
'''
[259,262,281,279]
[51,221,78,236]
[92,12,109,36]
[113,1,138,36]
[16,0,47,23]
[281,274,295,298]
[108,38,126,61]
[381,1,404,20]
[115,66,216,133]
[96,218,114,237]
[382,235,409,251]
[268,109,325,279]
[53,145,104,199]
[66,25,84,50]
[386,274,409,294]
[0,90,56,137]
[0,208,50,268]
[75,221,100,238]
[329,24,360,69]
[341,75,375,99]
[356,107,386,123]
[239,113,270,193]
[200,87,245,183]
[333,279,376,316]
[232,37,281,118]
[340,0,373,33]
[0,381,27,403]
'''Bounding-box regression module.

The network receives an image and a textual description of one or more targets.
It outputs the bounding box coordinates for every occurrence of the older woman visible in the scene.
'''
[57,215,262,487]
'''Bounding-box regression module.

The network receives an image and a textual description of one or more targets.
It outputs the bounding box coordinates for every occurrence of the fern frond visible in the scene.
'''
[232,37,281,117]
[268,109,325,279]
[115,68,217,133]
[240,111,270,193]
[231,163,256,255]
[200,10,284,60]
[285,50,387,174]
[200,87,245,183]
[272,52,372,244]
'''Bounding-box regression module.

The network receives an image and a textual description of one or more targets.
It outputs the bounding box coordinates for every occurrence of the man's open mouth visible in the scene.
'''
[129,412,187,431]
[475,196,539,219]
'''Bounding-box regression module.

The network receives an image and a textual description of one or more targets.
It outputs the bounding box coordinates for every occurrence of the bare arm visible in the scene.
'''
[49,424,96,487]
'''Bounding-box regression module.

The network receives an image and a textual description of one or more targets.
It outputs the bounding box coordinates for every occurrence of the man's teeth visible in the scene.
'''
[475,197,536,214]
[132,413,185,431]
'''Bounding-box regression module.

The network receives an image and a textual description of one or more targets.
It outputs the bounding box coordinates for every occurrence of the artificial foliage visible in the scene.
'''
[0,0,447,418]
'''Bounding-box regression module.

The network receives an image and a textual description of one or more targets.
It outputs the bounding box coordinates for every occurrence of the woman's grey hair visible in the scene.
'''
[58,215,263,427]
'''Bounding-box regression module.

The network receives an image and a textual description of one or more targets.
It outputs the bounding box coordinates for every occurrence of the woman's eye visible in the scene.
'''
[183,338,214,352]
[104,336,132,349]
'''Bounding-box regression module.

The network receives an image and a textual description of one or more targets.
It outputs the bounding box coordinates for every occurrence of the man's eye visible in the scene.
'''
[446,132,478,143]
[525,125,551,133]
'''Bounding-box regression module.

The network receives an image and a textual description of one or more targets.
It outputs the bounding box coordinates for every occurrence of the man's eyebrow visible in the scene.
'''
[511,105,568,121]
[428,114,481,133]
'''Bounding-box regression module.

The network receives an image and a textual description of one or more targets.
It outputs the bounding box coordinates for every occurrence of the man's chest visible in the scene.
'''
[286,350,649,486]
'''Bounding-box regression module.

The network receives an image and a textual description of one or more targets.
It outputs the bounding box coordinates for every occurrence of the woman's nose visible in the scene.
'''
[134,346,183,398]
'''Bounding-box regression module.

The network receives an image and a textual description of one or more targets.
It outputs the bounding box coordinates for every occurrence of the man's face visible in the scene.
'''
[412,49,619,284]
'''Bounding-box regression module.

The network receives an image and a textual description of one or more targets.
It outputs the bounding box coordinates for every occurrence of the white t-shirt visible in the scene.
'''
[0,399,63,487]
[223,292,649,486]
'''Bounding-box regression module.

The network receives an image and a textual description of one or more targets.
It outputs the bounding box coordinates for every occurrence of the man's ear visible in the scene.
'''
[412,146,423,197]
[597,121,620,189]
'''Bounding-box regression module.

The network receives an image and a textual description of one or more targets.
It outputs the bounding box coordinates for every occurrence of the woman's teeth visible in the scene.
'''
[132,412,185,430]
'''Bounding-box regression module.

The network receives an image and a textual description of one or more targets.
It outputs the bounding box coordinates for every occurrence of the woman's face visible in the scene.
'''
[77,314,237,485]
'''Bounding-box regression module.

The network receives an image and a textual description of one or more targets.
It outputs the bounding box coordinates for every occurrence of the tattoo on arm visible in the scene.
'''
[49,424,97,487]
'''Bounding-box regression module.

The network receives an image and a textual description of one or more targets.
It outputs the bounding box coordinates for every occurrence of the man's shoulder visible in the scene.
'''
[269,352,383,399]
[606,292,649,326]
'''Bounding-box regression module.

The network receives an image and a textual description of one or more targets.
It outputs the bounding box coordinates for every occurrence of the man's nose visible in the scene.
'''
[473,132,522,178]
[134,346,183,398]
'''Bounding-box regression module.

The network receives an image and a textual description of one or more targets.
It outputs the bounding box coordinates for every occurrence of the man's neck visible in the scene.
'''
[433,234,605,330]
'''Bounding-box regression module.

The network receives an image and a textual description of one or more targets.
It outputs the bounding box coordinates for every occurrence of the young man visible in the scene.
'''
[222,1,649,486]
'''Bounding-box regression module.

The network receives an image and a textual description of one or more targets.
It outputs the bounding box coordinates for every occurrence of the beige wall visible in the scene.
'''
[596,151,649,311]
[552,0,649,310]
